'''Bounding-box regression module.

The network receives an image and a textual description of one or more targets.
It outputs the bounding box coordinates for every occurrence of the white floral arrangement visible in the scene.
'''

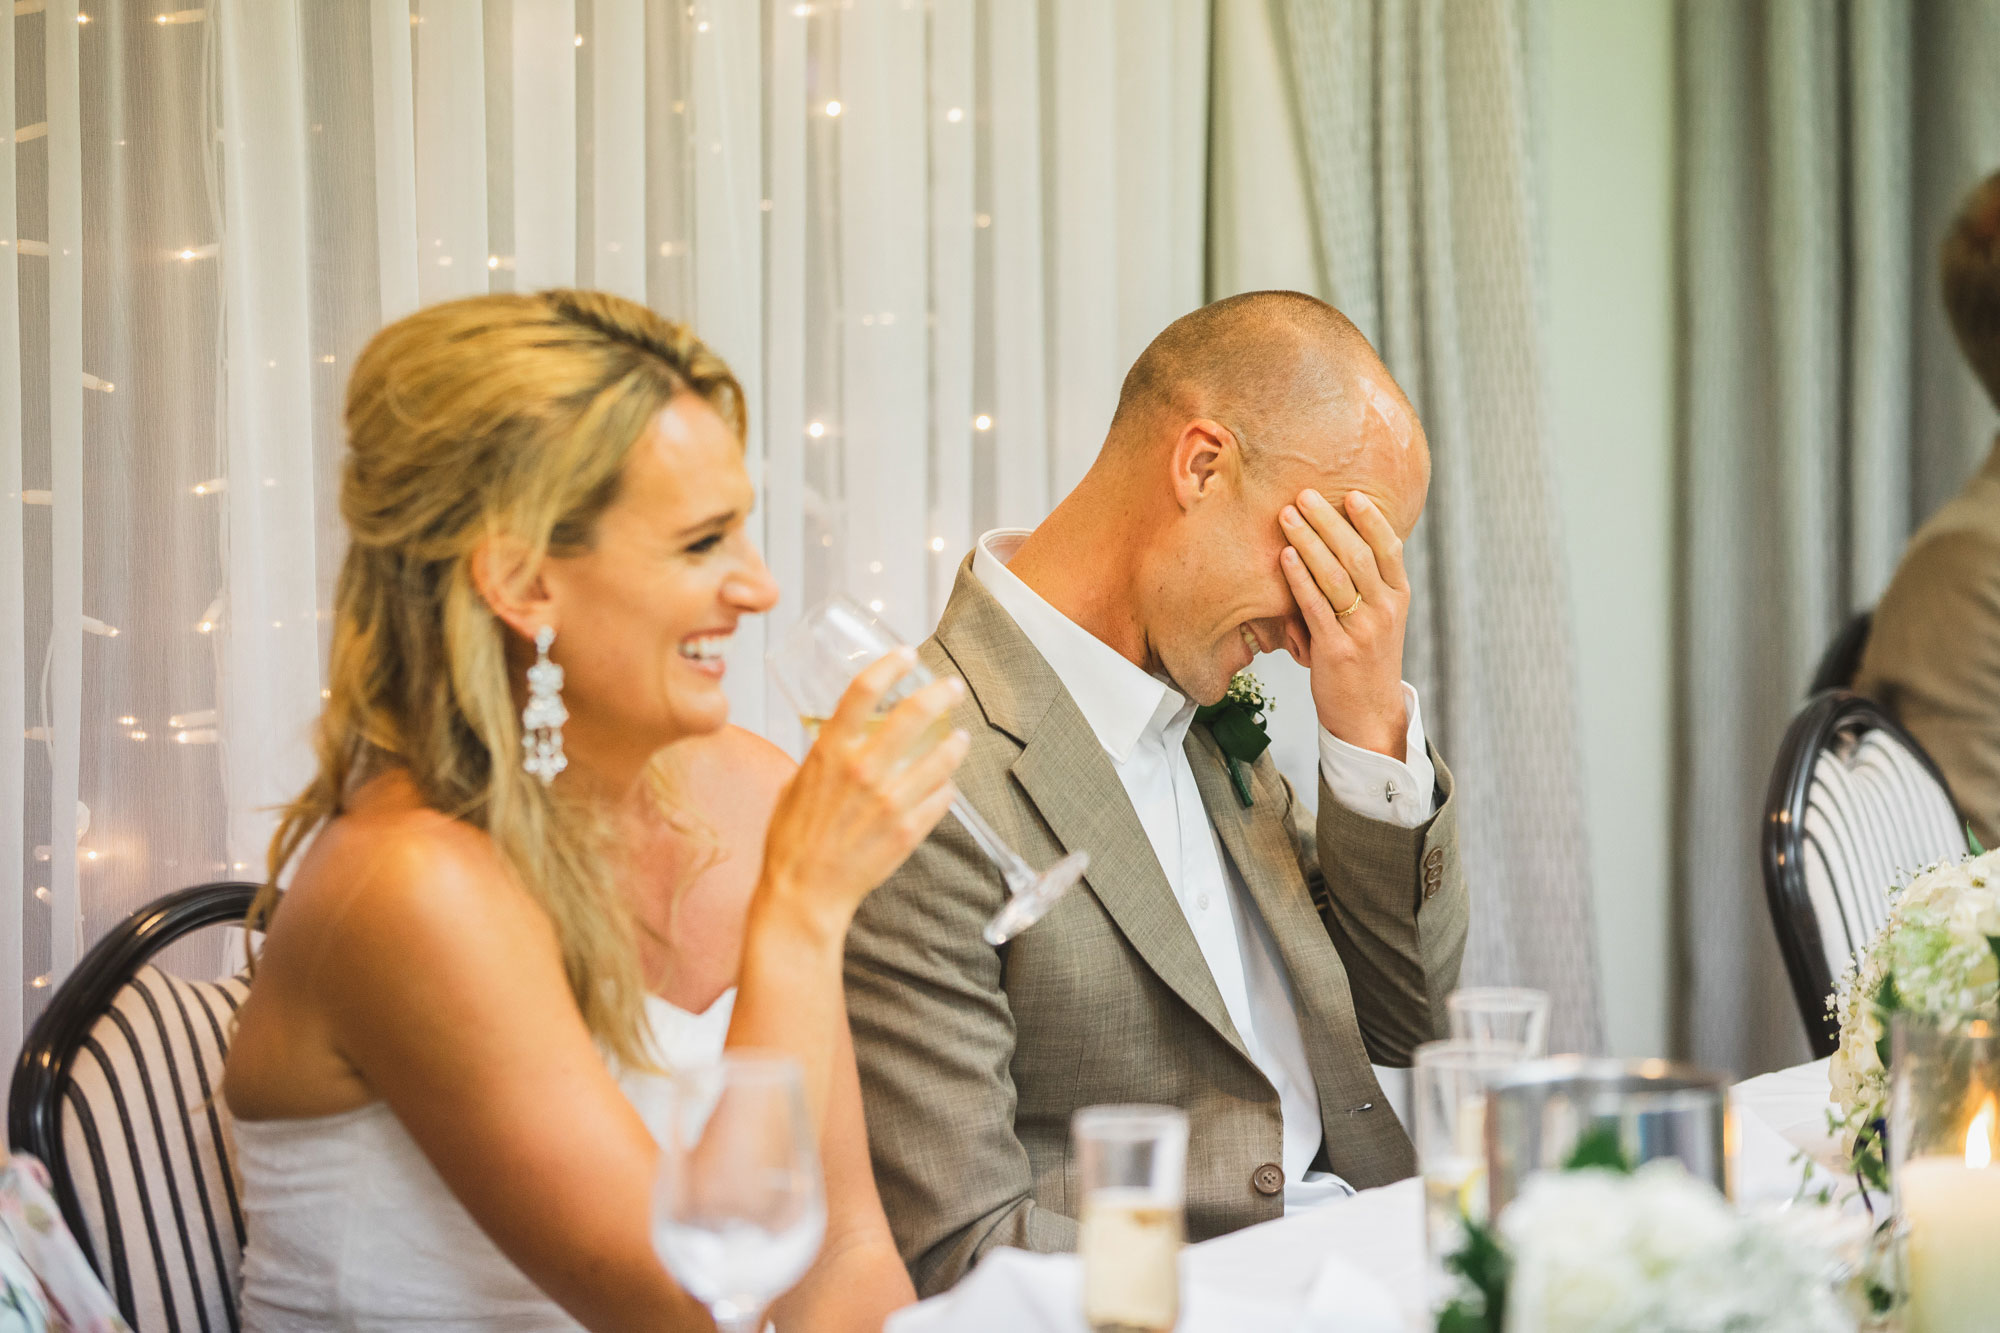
[1828,849,2000,1189]
[1497,1164,1855,1333]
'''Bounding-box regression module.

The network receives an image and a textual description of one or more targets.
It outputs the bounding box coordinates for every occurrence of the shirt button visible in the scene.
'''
[1252,1163,1285,1196]
[1196,893,1211,912]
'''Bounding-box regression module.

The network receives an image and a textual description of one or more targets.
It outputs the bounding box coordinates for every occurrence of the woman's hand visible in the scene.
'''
[754,648,969,942]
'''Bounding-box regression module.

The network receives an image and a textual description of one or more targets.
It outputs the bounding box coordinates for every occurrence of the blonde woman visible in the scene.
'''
[221,290,963,1331]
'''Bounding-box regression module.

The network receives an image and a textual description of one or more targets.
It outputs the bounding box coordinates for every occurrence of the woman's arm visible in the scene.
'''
[727,650,967,1126]
[766,1013,916,1332]
[311,823,707,1333]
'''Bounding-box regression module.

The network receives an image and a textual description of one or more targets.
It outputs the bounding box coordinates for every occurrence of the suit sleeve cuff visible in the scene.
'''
[1316,683,1438,829]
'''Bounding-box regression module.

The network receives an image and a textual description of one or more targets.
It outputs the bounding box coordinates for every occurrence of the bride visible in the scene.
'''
[221,289,964,1331]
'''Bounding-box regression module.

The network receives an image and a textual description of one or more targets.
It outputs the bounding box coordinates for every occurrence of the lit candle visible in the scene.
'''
[1901,1097,2000,1333]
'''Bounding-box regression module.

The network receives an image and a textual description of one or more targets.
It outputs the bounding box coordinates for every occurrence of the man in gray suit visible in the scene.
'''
[844,291,1466,1296]
[1857,168,2000,847]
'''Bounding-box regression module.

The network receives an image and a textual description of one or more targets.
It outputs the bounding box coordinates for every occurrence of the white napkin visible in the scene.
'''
[883,1249,1084,1333]
[1293,1252,1406,1332]
[881,1244,1374,1332]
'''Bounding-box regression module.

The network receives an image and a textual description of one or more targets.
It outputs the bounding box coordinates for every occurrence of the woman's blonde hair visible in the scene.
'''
[253,289,744,1067]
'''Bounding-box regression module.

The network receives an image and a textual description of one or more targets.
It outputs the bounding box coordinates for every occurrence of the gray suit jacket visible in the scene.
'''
[1856,435,2000,850]
[843,562,1468,1295]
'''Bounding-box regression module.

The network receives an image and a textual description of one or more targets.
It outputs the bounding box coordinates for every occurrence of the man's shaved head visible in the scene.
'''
[1105,290,1427,533]
[1006,290,1434,707]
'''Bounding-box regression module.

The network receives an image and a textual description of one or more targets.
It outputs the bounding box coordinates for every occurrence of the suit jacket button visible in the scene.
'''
[1252,1163,1284,1196]
[1424,848,1446,874]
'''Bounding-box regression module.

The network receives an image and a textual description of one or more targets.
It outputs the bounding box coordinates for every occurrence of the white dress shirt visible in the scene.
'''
[972,530,1435,1213]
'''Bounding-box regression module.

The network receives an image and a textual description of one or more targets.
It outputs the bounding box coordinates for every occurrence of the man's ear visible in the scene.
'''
[1169,418,1240,512]
[469,534,557,644]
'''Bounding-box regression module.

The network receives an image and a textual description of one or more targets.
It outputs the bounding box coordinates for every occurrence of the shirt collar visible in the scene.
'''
[971,529,1187,764]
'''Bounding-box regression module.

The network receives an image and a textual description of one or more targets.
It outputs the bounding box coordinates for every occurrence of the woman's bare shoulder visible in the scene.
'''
[271,777,552,967]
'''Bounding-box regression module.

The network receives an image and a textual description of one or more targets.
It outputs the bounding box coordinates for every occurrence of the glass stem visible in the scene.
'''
[948,796,1037,894]
[713,1309,766,1333]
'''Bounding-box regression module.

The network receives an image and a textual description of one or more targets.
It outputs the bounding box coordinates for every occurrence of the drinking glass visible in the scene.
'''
[651,1054,826,1333]
[1447,987,1550,1058]
[1073,1105,1188,1333]
[1413,1041,1521,1304]
[769,596,1090,944]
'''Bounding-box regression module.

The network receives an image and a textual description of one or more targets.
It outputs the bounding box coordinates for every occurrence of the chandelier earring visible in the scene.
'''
[521,624,568,785]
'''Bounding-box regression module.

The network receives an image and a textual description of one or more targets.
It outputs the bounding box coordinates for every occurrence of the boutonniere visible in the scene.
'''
[1194,670,1272,807]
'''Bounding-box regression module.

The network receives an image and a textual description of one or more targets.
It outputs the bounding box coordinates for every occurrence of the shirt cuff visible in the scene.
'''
[1315,683,1438,829]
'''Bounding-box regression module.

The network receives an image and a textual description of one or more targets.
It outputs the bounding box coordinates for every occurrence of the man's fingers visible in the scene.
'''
[1345,491,1408,590]
[1281,545,1346,641]
[1279,503,1360,614]
[1299,488,1385,602]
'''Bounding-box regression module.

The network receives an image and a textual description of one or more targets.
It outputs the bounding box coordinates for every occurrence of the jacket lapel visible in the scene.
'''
[933,563,1251,1061]
[1184,726,1385,1111]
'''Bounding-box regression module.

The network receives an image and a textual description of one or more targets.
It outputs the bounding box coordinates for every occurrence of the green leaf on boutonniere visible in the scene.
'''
[1194,670,1273,807]
[1973,824,1988,856]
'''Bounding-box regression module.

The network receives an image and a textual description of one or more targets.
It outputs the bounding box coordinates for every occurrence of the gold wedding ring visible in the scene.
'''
[1334,593,1363,619]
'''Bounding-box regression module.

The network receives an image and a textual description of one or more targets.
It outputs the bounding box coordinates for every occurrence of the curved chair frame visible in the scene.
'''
[1761,692,1959,1059]
[6,881,259,1272]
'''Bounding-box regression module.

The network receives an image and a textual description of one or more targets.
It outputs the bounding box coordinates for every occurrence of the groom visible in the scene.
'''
[844,291,1466,1296]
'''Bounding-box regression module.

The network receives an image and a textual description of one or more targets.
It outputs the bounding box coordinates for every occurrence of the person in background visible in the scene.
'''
[844,291,1466,1296]
[1857,169,2000,849]
[221,290,963,1332]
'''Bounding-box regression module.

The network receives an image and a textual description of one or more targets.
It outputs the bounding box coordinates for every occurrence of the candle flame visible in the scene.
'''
[1966,1097,1996,1169]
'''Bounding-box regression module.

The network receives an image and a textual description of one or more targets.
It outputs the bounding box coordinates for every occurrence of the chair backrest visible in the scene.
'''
[8,883,260,1333]
[1808,608,1873,696]
[1762,694,1964,1058]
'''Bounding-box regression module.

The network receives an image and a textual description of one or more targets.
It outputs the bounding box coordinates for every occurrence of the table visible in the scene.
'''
[886,1059,1844,1333]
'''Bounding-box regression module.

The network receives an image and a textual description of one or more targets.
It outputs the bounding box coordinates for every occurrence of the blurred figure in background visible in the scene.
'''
[1858,168,2000,848]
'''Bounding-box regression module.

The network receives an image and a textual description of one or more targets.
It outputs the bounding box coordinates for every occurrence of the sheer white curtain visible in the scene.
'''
[2,0,1209,1059]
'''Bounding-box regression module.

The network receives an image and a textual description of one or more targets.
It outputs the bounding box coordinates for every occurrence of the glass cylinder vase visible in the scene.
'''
[1890,1014,2000,1333]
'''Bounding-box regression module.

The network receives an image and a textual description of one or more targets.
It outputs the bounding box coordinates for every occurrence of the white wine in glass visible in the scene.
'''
[769,596,1089,945]
[651,1054,825,1333]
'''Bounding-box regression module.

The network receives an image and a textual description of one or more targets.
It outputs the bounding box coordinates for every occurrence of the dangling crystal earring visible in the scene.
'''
[522,625,568,785]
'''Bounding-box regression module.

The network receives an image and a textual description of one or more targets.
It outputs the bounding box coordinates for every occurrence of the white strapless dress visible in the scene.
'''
[235,991,735,1332]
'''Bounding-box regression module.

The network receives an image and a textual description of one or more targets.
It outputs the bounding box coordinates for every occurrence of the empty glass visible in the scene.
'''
[1074,1105,1188,1333]
[1447,987,1550,1058]
[651,1054,825,1333]
[768,596,1090,944]
[1413,1041,1521,1304]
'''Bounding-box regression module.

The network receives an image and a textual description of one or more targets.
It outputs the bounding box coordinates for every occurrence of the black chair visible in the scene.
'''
[8,882,260,1333]
[1808,608,1874,695]
[1762,693,1963,1059]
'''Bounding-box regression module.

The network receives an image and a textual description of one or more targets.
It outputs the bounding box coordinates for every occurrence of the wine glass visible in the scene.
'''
[651,1054,826,1333]
[768,596,1090,945]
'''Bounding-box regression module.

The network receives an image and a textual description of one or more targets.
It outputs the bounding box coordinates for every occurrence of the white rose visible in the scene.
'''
[1949,887,2000,939]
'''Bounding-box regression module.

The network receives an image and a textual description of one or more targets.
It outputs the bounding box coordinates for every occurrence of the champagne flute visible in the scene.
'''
[651,1054,826,1333]
[768,596,1090,945]
[1074,1105,1188,1333]
[1447,987,1551,1058]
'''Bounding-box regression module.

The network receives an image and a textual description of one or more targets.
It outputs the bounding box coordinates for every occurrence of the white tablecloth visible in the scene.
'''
[886,1059,1842,1333]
